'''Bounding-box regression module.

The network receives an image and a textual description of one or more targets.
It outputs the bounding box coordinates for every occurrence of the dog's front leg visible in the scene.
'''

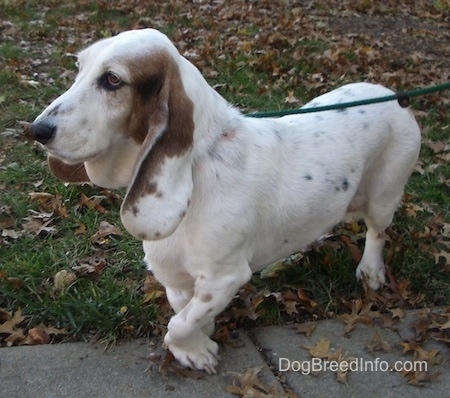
[164,267,252,374]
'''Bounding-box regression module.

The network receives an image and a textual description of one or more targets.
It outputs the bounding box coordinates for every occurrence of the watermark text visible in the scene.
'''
[279,357,427,375]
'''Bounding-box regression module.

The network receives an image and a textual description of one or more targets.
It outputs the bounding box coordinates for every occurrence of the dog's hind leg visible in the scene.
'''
[356,153,418,289]
[356,218,390,290]
[355,161,411,289]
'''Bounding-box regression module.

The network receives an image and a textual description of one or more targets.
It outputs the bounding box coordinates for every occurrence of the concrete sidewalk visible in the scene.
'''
[1,309,449,397]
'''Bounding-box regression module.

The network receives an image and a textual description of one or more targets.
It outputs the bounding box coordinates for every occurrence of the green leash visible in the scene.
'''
[246,81,450,118]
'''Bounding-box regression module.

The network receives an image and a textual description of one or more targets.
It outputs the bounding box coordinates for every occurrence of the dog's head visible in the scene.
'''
[30,29,195,240]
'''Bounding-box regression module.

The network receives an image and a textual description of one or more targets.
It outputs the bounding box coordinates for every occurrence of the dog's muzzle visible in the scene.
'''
[29,121,56,145]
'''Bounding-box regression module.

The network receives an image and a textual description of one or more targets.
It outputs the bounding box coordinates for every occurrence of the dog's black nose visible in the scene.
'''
[30,121,56,145]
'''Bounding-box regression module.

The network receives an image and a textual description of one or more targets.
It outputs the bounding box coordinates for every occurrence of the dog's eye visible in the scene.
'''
[98,72,124,90]
[107,73,122,87]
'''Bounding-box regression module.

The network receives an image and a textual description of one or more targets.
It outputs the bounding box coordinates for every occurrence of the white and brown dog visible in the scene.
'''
[30,29,421,373]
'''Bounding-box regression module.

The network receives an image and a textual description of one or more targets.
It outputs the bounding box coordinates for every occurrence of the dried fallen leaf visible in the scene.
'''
[284,90,300,104]
[297,288,317,309]
[0,308,25,334]
[338,300,381,334]
[22,210,57,236]
[438,318,450,330]
[26,327,51,345]
[400,339,422,354]
[74,223,87,235]
[296,322,317,337]
[401,369,441,386]
[80,193,108,213]
[413,346,441,365]
[303,337,333,359]
[225,366,284,397]
[1,229,21,239]
[142,274,166,303]
[405,203,424,218]
[339,235,362,263]
[90,221,122,244]
[283,300,298,316]
[0,308,26,346]
[71,256,107,277]
[366,331,393,353]
[389,308,405,320]
[229,284,265,321]
[260,260,287,279]
[29,192,68,217]
[53,270,77,294]
[150,350,205,380]
[433,251,450,266]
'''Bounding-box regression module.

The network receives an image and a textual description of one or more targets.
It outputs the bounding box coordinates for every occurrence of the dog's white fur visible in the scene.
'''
[31,29,421,373]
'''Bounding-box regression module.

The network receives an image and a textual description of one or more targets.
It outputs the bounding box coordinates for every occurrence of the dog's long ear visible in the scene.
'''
[48,155,90,183]
[120,52,195,241]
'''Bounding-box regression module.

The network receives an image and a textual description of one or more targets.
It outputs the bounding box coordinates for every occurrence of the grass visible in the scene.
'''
[1,136,155,340]
[1,1,450,343]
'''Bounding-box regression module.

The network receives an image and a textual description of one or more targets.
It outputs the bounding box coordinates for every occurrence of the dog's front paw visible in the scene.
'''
[164,331,219,374]
[356,262,386,290]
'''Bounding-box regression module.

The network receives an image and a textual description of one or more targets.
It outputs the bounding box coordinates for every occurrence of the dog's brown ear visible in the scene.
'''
[48,155,90,183]
[120,51,194,241]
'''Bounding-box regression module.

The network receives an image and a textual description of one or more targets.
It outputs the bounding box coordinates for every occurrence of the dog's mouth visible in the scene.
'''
[48,148,103,165]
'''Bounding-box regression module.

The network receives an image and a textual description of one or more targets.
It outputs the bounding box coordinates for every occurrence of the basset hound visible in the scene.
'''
[30,29,421,373]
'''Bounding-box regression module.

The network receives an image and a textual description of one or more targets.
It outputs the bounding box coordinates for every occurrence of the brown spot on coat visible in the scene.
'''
[145,182,158,195]
[200,293,213,303]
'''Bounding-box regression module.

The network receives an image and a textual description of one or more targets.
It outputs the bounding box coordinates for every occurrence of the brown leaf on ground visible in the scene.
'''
[336,367,349,384]
[142,274,166,303]
[0,308,26,346]
[413,346,441,365]
[339,235,363,263]
[401,370,441,386]
[303,337,334,359]
[74,223,87,235]
[22,210,57,236]
[0,308,25,334]
[399,340,422,355]
[29,192,68,217]
[53,269,77,294]
[296,288,318,309]
[90,221,122,245]
[338,299,381,334]
[296,322,317,337]
[225,366,285,397]
[413,309,434,342]
[79,193,108,213]
[366,331,393,353]
[226,284,265,321]
[389,308,405,320]
[147,350,205,380]
[71,255,107,277]
[25,327,51,345]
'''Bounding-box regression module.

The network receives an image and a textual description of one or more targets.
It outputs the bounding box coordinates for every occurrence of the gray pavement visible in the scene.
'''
[1,309,449,397]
